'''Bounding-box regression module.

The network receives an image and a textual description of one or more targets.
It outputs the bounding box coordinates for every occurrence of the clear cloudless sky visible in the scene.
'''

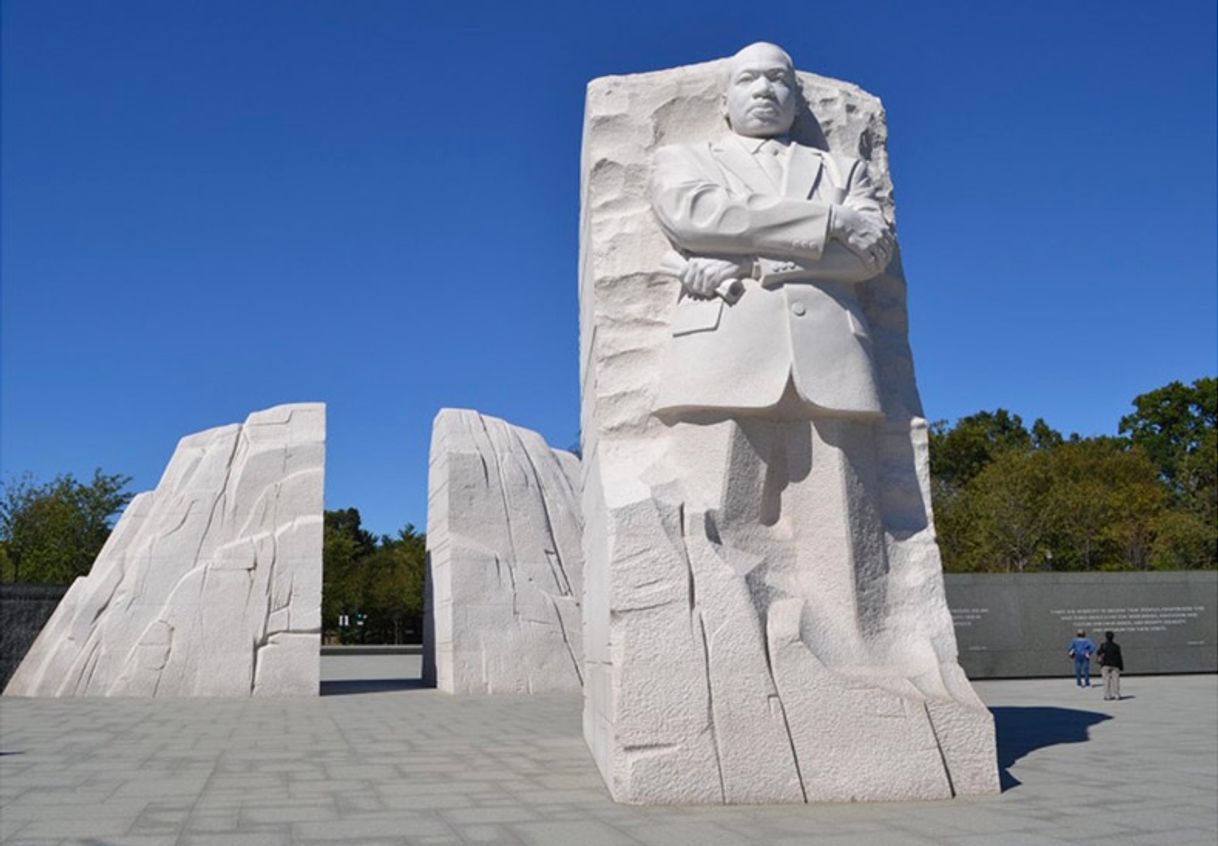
[3,0,1216,536]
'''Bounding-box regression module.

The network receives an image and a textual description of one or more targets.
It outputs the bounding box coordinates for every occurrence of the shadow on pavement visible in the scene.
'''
[320,678,429,696]
[991,705,1112,791]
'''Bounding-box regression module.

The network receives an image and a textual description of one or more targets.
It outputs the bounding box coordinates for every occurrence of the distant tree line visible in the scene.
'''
[3,378,1213,622]
[931,377,1216,572]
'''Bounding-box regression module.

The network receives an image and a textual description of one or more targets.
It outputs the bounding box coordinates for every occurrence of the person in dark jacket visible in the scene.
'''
[1096,631,1124,701]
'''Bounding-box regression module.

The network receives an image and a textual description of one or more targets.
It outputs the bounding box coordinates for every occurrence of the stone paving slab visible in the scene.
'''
[1,667,1214,845]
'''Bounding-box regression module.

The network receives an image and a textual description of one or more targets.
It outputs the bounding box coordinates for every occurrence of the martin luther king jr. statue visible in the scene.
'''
[579,42,998,804]
[650,42,899,668]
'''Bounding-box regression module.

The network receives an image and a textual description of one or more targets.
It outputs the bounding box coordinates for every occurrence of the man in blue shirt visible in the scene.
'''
[1067,629,1096,687]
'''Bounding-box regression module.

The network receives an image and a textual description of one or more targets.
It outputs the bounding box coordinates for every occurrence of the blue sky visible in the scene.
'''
[3,1,1215,536]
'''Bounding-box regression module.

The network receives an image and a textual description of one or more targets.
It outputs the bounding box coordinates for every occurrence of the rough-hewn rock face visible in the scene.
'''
[579,59,999,803]
[4,404,324,697]
[423,409,583,694]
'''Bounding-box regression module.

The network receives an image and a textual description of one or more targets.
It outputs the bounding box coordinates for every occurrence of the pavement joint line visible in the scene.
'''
[172,700,244,846]
[0,657,1213,845]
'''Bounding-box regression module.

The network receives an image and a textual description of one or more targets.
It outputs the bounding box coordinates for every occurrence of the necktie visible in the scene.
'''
[755,140,786,189]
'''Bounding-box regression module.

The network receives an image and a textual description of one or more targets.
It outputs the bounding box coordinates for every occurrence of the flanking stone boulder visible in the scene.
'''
[4,403,325,697]
[423,409,583,694]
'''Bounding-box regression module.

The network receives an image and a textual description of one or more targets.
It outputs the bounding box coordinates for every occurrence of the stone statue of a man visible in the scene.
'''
[651,41,894,416]
[581,41,999,803]
[649,42,900,667]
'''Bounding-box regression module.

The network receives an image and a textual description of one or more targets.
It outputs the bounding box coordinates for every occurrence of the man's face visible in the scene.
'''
[724,46,796,138]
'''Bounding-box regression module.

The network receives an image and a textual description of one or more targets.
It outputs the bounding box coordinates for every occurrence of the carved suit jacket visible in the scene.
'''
[649,134,891,418]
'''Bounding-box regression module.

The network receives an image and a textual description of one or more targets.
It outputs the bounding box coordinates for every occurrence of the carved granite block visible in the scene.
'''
[4,403,324,697]
[423,409,583,694]
[579,46,999,803]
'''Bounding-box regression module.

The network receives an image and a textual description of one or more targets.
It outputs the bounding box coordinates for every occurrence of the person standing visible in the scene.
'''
[1067,629,1095,687]
[1096,631,1124,700]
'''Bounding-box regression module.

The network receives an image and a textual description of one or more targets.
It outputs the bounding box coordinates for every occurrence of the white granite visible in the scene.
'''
[4,404,324,697]
[423,409,583,694]
[579,44,999,803]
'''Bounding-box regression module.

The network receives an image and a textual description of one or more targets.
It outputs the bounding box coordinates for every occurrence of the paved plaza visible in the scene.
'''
[1,656,1214,846]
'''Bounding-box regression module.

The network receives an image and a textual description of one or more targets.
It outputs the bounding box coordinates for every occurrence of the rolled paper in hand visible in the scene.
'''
[660,250,745,305]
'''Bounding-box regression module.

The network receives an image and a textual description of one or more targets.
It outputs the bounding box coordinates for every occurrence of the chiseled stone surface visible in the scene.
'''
[4,403,325,697]
[579,49,999,803]
[423,409,583,694]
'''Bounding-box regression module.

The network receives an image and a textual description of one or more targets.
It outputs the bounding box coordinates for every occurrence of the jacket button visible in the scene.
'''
[791,302,806,316]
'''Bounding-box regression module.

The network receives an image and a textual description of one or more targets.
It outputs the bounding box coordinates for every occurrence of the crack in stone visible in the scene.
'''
[695,610,727,803]
[251,527,281,695]
[546,593,584,687]
[758,614,808,803]
[923,703,957,798]
[475,415,523,621]
[512,428,576,598]
[194,429,243,598]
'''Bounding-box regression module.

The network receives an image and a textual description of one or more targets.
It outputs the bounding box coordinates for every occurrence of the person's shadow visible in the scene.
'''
[991,706,1112,791]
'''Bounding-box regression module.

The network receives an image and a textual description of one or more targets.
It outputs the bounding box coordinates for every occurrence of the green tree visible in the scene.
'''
[321,508,374,639]
[0,470,133,584]
[1042,439,1166,571]
[1119,377,1217,477]
[363,526,426,644]
[929,409,1035,494]
[1119,377,1217,567]
[321,509,427,644]
[959,447,1054,573]
[1150,510,1215,570]
[930,410,1048,573]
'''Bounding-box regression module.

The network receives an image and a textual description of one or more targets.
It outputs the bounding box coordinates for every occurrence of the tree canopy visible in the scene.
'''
[0,470,134,584]
[932,377,1216,573]
[321,509,426,644]
[1119,377,1217,527]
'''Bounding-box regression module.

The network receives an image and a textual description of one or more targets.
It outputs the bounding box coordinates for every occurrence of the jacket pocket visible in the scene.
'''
[672,297,724,336]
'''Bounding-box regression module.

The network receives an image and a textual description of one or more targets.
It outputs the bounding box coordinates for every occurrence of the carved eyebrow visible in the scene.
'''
[733,66,791,82]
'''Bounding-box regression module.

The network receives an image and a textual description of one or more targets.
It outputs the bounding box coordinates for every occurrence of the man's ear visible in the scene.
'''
[720,93,730,127]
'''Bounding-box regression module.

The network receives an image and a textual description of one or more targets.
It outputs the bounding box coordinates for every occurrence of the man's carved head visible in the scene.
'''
[723,42,797,138]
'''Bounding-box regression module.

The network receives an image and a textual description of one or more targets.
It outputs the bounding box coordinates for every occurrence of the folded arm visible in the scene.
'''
[650,145,895,284]
[649,144,832,262]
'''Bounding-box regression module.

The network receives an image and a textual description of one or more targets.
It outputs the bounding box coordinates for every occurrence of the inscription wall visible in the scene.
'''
[0,583,69,690]
[944,571,1217,678]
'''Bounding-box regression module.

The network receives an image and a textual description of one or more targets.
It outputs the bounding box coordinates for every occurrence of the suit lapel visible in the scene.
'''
[712,136,777,194]
[783,144,823,200]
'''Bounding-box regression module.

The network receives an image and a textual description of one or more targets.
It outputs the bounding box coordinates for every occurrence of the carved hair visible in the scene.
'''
[726,42,794,78]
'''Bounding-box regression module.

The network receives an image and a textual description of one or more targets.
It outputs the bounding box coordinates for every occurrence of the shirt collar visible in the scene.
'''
[732,133,793,154]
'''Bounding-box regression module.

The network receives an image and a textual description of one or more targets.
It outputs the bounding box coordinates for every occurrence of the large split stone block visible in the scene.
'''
[4,403,324,697]
[423,409,583,694]
[578,49,999,803]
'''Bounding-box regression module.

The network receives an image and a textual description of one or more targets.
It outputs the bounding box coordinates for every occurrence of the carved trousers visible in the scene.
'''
[665,394,888,669]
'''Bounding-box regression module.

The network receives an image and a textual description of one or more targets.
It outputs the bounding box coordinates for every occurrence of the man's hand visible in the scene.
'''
[830,205,895,273]
[681,257,750,299]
